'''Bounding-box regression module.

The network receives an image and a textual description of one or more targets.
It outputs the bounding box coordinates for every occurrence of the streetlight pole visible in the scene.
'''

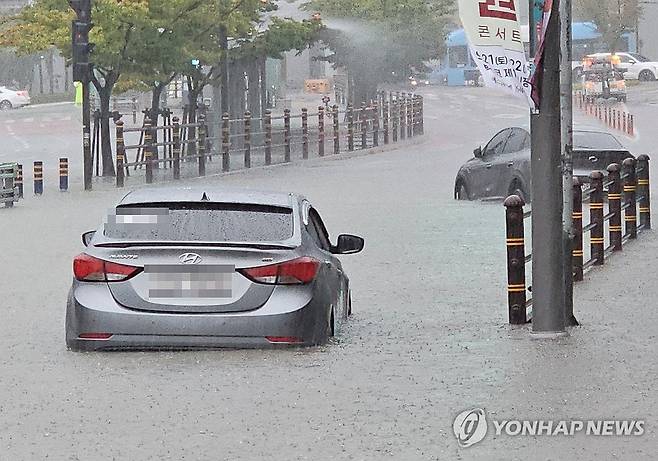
[560,0,577,326]
[530,0,567,336]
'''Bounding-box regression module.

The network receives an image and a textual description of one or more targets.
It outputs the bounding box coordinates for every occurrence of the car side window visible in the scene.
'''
[483,129,510,157]
[503,129,528,154]
[307,208,330,251]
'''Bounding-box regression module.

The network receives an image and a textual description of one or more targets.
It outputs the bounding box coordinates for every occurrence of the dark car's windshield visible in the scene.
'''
[104,202,294,242]
[573,131,624,150]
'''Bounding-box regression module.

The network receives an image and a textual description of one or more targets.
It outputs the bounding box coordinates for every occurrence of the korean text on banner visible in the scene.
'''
[458,0,534,109]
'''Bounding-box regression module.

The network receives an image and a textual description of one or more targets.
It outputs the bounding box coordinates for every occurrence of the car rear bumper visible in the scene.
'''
[66,283,329,351]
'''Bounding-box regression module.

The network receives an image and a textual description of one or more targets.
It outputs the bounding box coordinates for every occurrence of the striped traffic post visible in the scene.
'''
[637,154,651,230]
[198,113,207,177]
[589,171,605,265]
[143,116,153,184]
[33,161,43,195]
[572,178,584,281]
[383,100,389,145]
[347,104,354,151]
[264,109,272,165]
[16,164,23,198]
[333,105,340,155]
[301,108,309,159]
[59,157,68,191]
[318,106,325,157]
[244,111,251,168]
[607,163,623,251]
[372,103,379,148]
[222,112,230,172]
[504,194,527,325]
[172,117,181,180]
[115,120,125,187]
[623,157,638,240]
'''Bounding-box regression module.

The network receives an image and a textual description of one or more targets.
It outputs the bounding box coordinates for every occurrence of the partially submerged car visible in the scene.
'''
[454,128,634,202]
[66,187,364,351]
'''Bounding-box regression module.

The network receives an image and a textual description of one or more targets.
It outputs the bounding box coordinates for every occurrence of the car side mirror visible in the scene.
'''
[473,146,483,158]
[82,230,95,247]
[332,234,364,255]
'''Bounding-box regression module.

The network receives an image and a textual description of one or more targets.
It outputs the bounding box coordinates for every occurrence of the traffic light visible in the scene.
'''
[69,0,93,82]
[72,20,93,82]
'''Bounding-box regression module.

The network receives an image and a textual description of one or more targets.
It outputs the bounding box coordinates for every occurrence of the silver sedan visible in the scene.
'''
[66,187,364,351]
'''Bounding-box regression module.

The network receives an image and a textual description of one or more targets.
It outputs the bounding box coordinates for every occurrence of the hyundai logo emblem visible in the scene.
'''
[179,252,202,264]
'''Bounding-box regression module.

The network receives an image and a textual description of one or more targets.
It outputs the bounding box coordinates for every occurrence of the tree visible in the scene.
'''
[0,0,152,176]
[306,0,454,103]
[575,0,641,50]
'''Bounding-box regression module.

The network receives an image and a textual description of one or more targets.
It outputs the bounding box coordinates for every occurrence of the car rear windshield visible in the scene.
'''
[104,202,294,242]
[573,132,623,150]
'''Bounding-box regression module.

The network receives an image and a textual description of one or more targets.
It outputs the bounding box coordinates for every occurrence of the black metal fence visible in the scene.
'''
[504,155,651,324]
[114,92,425,188]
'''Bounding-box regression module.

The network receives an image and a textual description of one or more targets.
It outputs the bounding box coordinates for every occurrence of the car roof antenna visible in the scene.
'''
[201,192,210,201]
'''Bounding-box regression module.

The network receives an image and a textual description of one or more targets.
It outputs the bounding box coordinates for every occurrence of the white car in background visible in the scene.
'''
[0,86,31,110]
[584,52,658,81]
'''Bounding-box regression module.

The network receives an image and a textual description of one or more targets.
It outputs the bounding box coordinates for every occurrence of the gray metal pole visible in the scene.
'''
[531,0,566,335]
[560,0,578,326]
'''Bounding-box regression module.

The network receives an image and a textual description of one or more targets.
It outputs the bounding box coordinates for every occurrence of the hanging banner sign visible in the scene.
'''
[530,0,555,107]
[458,0,534,109]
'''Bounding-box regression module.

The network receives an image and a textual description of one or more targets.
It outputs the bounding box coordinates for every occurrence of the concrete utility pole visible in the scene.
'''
[530,0,567,335]
[560,0,578,326]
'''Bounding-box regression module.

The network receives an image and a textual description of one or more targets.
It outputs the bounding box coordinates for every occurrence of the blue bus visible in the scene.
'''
[435,22,636,86]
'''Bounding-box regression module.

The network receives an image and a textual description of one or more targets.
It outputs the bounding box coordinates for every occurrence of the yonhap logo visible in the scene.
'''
[453,408,488,448]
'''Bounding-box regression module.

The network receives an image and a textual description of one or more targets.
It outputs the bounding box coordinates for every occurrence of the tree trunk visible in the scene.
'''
[98,85,116,177]
[150,83,166,166]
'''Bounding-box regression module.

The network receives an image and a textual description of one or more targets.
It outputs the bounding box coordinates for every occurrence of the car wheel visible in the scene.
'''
[455,180,470,200]
[639,70,656,81]
[0,100,12,110]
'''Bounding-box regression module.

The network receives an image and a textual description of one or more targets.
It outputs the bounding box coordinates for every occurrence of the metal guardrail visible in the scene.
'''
[0,162,19,208]
[114,92,425,187]
[504,155,651,324]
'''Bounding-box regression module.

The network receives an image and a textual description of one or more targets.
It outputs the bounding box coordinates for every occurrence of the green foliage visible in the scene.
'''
[306,0,454,97]
[575,0,641,50]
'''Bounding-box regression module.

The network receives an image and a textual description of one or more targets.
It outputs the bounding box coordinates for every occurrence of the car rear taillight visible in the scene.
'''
[73,253,141,282]
[239,257,320,284]
[16,91,28,97]
[78,332,113,340]
[265,336,303,344]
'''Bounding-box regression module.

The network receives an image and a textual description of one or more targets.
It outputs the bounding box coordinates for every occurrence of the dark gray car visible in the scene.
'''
[454,128,634,202]
[66,187,364,351]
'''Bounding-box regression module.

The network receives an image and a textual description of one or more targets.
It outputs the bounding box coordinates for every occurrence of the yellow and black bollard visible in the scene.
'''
[301,108,309,160]
[143,116,154,184]
[172,117,181,180]
[392,96,399,143]
[637,154,651,230]
[16,164,23,198]
[623,157,638,239]
[347,104,354,151]
[504,194,527,325]
[318,106,325,157]
[116,120,125,187]
[372,103,379,148]
[264,109,272,165]
[244,111,251,168]
[607,163,623,251]
[59,157,69,191]
[399,92,406,140]
[198,113,207,177]
[284,108,291,162]
[589,170,605,265]
[33,161,43,195]
[332,105,340,155]
[572,178,584,281]
[383,100,389,145]
[222,112,230,172]
[360,102,367,150]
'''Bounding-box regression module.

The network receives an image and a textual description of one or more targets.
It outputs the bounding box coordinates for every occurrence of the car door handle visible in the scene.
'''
[485,163,493,169]
[507,161,514,167]
[323,260,332,267]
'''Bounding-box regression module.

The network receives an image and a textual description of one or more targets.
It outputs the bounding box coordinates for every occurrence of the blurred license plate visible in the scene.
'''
[145,265,234,299]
